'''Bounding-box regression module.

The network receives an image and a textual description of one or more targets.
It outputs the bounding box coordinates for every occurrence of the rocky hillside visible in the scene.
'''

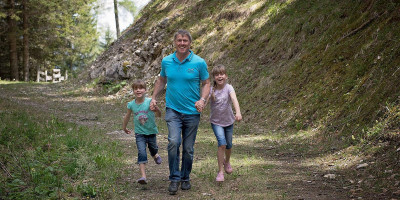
[88,0,400,140]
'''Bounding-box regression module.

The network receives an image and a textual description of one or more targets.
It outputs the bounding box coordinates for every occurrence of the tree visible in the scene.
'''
[114,0,120,38]
[59,1,101,71]
[0,0,106,81]
[113,0,136,38]
[7,0,18,81]
[100,26,115,49]
[0,0,102,81]
[22,0,29,81]
[119,0,136,15]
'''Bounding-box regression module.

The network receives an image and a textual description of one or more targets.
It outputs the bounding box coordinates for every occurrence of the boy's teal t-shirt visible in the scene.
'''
[127,97,158,135]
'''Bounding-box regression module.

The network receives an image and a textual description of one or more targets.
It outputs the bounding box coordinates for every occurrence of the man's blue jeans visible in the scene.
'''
[165,108,200,182]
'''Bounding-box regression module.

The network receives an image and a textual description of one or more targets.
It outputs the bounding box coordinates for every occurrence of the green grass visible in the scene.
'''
[0,103,125,199]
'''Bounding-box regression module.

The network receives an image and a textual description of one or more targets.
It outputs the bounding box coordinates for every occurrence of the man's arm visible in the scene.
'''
[195,78,211,112]
[150,76,167,111]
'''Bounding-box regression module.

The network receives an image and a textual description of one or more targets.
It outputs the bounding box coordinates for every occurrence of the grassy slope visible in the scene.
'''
[135,0,400,140]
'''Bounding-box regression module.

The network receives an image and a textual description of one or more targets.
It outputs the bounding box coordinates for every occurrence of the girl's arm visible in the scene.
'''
[122,109,133,134]
[230,91,242,121]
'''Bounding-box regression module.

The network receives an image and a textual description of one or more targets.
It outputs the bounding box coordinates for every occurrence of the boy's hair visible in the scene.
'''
[211,64,227,101]
[174,29,192,42]
[131,79,147,90]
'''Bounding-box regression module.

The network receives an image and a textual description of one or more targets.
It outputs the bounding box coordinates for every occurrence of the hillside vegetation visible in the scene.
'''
[95,0,400,141]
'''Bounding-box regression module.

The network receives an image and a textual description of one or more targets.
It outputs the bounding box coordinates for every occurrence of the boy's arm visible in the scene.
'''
[122,109,133,134]
[229,91,242,121]
[153,104,162,118]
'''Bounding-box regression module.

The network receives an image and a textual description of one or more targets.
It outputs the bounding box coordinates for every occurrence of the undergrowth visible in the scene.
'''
[0,109,124,199]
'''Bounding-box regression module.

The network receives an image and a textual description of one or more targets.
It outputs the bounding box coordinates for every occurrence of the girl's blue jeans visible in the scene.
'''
[211,123,234,149]
[165,107,200,182]
[135,133,158,164]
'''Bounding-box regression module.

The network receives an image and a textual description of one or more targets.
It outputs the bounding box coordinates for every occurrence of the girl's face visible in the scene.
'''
[133,87,146,98]
[213,72,227,87]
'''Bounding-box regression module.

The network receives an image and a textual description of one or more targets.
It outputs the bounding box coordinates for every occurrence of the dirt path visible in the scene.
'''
[0,82,350,199]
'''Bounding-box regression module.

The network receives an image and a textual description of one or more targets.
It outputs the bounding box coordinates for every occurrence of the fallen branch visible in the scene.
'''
[336,11,384,44]
[0,161,13,178]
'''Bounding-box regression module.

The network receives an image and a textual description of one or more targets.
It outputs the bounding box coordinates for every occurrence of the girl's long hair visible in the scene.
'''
[211,64,227,101]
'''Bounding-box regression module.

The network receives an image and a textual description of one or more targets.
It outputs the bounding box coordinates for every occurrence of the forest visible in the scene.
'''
[0,0,137,81]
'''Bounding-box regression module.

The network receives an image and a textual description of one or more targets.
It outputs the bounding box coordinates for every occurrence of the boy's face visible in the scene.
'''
[133,87,146,98]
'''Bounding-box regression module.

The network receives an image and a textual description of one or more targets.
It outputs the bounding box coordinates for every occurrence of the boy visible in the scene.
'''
[123,79,162,184]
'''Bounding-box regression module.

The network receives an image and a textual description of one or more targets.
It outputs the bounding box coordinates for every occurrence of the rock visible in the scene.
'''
[134,49,141,56]
[323,174,336,179]
[158,17,169,28]
[105,63,119,80]
[356,163,369,169]
[87,12,169,82]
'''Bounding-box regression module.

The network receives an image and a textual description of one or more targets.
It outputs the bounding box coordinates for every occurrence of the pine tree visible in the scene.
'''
[22,0,29,81]
[7,0,18,81]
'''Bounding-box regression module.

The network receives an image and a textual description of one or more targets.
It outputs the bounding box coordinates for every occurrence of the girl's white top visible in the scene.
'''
[209,84,235,127]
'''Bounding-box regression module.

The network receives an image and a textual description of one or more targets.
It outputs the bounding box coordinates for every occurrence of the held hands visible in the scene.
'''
[195,100,205,112]
[150,99,157,111]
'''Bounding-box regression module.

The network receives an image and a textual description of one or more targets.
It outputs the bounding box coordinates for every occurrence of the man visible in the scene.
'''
[150,29,210,195]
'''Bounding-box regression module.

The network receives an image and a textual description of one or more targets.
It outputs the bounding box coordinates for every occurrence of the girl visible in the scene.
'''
[206,64,242,182]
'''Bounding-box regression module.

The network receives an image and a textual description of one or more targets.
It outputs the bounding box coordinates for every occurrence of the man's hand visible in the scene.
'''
[195,99,205,112]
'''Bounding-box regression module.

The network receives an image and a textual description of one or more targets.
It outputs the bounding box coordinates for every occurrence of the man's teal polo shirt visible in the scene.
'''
[160,50,209,114]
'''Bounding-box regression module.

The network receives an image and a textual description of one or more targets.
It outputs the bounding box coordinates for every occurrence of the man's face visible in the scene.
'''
[174,34,191,55]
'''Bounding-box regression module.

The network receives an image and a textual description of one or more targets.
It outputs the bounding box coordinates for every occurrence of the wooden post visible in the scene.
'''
[36,68,40,82]
[52,69,61,83]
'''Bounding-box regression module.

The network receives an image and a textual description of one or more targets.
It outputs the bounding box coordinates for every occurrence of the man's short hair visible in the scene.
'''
[174,29,192,42]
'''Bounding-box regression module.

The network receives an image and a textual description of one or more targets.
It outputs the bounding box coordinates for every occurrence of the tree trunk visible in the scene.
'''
[23,0,30,81]
[8,0,19,81]
[114,0,120,38]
